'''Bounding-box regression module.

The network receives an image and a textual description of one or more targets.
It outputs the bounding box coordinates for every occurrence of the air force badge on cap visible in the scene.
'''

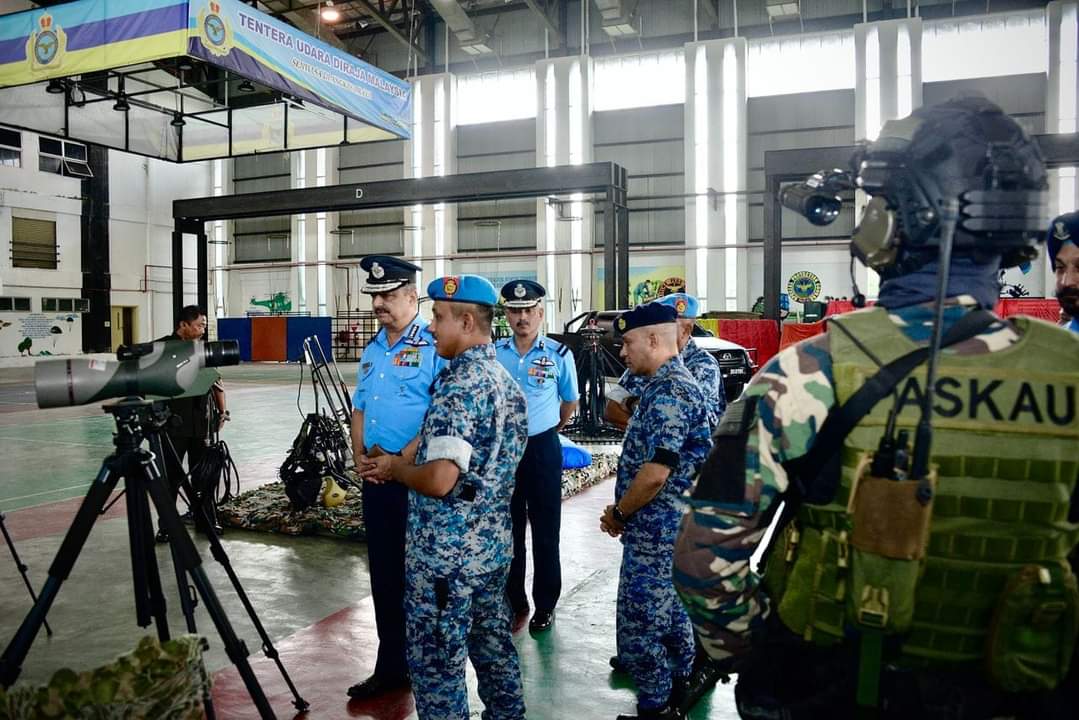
[360,255,421,294]
[427,274,499,306]
[655,292,700,319]
[1048,211,1079,264]
[615,302,677,336]
[500,279,546,308]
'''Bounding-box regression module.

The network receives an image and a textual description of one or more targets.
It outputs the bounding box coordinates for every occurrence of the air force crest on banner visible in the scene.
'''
[514,283,527,299]
[26,13,67,74]
[371,262,385,279]
[197,1,233,58]
[1054,221,1071,242]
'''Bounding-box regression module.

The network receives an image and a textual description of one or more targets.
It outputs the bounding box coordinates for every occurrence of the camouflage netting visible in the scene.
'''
[0,635,210,720]
[218,453,620,540]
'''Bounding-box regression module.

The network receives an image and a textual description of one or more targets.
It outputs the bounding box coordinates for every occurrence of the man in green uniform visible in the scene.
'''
[673,97,1079,719]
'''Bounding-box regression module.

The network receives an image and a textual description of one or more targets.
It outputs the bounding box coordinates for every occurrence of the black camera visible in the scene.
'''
[779,169,853,226]
[35,339,240,409]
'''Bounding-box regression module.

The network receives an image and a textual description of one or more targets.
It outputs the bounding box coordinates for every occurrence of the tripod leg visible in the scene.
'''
[143,464,277,720]
[0,513,53,637]
[0,457,123,688]
[124,465,171,641]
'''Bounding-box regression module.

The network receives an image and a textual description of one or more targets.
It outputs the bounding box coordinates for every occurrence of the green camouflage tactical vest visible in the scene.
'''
[764,308,1079,688]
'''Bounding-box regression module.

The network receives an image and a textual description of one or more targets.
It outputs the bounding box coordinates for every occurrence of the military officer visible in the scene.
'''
[600,303,712,720]
[495,279,579,633]
[346,255,442,701]
[372,274,529,720]
[674,98,1079,718]
[1047,212,1079,332]
[605,293,725,432]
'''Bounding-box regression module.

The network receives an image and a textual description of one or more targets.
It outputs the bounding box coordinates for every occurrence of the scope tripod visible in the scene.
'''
[562,329,625,441]
[0,512,53,637]
[0,398,306,719]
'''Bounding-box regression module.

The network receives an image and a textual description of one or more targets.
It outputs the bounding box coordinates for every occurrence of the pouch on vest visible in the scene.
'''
[775,524,848,645]
[846,452,936,634]
[986,562,1079,693]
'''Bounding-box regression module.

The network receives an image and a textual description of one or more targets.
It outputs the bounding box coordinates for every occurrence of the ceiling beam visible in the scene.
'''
[522,0,561,47]
[354,0,428,62]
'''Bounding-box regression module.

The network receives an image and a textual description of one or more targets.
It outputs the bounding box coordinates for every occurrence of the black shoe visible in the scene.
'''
[346,673,409,700]
[155,528,169,544]
[678,660,725,714]
[610,655,627,673]
[616,702,684,719]
[529,609,554,633]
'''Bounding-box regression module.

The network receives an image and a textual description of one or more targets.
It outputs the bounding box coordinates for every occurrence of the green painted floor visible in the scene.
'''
[0,362,738,719]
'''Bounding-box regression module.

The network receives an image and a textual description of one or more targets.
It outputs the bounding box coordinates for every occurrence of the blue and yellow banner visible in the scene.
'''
[0,0,188,87]
[0,0,411,140]
[187,0,410,137]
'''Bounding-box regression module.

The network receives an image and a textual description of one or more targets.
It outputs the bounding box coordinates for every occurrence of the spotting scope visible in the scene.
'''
[778,168,854,226]
[34,339,240,409]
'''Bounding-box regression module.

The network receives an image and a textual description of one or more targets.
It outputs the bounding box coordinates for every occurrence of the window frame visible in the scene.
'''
[38,136,93,178]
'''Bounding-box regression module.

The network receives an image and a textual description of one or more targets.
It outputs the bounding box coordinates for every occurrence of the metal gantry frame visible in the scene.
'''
[761,132,1079,320]
[172,162,630,320]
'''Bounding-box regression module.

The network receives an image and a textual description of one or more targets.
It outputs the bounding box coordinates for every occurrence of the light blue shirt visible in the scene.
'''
[1070,317,1079,333]
[351,315,443,453]
[495,335,579,437]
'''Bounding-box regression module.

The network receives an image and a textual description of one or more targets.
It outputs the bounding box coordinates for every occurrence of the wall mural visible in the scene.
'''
[248,292,292,314]
[593,264,686,309]
[0,313,82,357]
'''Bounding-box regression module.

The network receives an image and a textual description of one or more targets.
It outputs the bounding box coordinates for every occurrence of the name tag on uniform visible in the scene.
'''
[394,348,422,368]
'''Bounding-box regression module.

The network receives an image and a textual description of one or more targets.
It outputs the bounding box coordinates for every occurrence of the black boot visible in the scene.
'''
[615,703,684,720]
[678,660,726,714]
[669,675,689,713]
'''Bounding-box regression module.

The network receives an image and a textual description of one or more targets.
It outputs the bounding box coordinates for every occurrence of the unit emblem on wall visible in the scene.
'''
[197,1,233,58]
[26,13,66,74]
[787,271,822,303]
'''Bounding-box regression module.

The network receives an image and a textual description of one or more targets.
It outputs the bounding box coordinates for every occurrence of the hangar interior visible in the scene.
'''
[0,1,1075,719]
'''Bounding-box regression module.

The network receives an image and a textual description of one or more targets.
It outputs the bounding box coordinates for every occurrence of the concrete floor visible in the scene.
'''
[0,362,738,719]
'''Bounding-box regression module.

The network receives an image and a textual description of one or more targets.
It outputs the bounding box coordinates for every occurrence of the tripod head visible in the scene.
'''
[103,398,172,453]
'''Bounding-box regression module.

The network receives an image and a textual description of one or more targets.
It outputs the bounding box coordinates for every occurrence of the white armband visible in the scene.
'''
[425,436,473,473]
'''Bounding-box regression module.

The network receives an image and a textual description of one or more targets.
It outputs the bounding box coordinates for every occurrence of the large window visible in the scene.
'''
[593,49,685,111]
[41,297,89,312]
[923,10,1046,83]
[38,137,92,178]
[11,216,58,269]
[0,126,21,167]
[747,30,855,97]
[0,297,31,312]
[456,68,536,125]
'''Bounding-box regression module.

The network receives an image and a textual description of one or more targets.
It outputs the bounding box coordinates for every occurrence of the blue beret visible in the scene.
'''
[1048,212,1079,263]
[500,279,546,308]
[427,275,498,307]
[361,255,420,294]
[654,292,700,319]
[615,302,677,335]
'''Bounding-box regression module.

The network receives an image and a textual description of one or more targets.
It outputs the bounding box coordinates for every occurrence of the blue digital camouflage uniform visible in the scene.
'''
[616,355,713,710]
[671,299,1030,662]
[404,342,529,720]
[618,340,726,430]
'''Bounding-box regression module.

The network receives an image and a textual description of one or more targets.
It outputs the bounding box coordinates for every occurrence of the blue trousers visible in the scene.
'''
[507,427,563,613]
[405,565,525,720]
[362,479,409,678]
[617,538,696,710]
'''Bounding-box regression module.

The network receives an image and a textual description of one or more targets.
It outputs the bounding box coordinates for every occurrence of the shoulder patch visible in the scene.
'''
[557,343,569,357]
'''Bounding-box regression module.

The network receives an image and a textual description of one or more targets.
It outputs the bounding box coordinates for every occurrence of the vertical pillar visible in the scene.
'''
[81,143,112,352]
[855,18,922,297]
[684,38,747,312]
[171,229,184,326]
[536,55,593,326]
[196,228,208,316]
[404,73,457,289]
[1048,2,1079,293]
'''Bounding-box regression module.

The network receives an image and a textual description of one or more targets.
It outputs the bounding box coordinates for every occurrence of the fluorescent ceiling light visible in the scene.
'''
[321,1,340,22]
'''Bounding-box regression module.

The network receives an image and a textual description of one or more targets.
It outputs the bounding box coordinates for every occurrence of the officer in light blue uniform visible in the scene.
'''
[495,279,579,633]
[599,303,712,720]
[346,255,443,701]
[382,274,529,720]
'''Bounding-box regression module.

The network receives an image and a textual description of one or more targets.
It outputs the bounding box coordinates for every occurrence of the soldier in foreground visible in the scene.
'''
[674,97,1079,719]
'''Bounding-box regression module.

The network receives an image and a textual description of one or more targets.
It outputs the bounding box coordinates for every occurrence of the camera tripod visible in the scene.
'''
[0,397,307,719]
[0,512,53,637]
[562,326,625,441]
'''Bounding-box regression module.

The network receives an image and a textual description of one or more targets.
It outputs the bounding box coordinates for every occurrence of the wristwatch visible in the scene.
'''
[222,410,231,422]
[612,505,629,525]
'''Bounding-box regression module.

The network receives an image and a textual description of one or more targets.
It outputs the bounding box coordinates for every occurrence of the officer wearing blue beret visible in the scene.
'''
[495,279,579,633]
[379,274,529,719]
[346,254,443,701]
[606,294,726,432]
[600,303,712,720]
[1048,212,1079,332]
